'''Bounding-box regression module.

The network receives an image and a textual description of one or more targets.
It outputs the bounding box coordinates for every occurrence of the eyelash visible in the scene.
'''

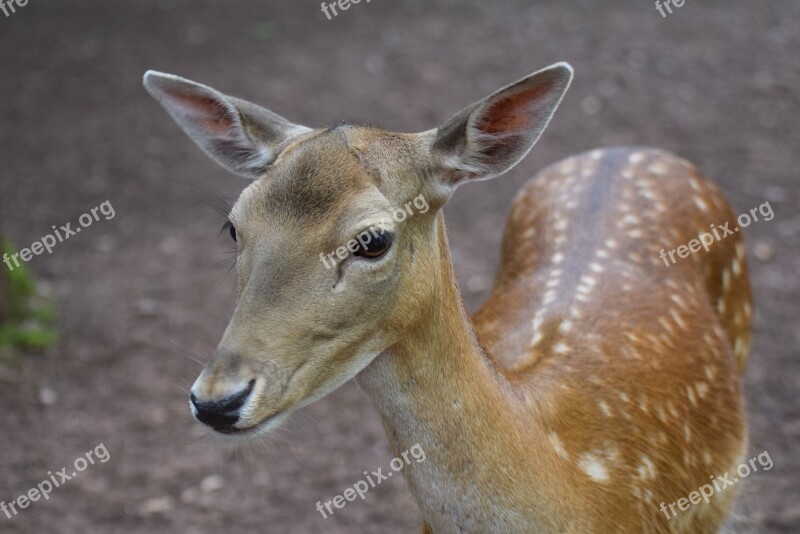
[221,220,237,242]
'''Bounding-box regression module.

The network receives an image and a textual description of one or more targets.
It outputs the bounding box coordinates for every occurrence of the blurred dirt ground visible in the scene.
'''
[0,0,798,532]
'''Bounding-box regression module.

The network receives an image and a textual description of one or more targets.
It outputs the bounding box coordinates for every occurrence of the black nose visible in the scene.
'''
[190,379,255,432]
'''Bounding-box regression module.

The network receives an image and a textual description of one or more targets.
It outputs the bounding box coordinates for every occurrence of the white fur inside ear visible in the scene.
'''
[143,70,311,179]
[430,62,574,185]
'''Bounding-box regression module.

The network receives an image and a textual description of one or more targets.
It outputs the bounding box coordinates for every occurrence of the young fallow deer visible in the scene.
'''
[144,62,752,533]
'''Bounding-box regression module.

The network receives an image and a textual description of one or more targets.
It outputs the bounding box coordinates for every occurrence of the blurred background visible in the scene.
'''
[0,0,797,532]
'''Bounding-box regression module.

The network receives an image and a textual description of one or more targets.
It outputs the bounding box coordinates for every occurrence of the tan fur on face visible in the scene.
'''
[195,126,445,433]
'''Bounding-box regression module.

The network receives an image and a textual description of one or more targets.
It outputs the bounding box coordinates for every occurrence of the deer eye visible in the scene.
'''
[354,231,392,259]
[222,220,237,242]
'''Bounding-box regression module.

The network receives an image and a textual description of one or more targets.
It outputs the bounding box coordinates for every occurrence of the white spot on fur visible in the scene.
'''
[624,332,639,343]
[630,229,645,239]
[543,289,557,305]
[687,385,697,406]
[669,294,687,310]
[577,275,597,293]
[704,365,716,380]
[658,317,675,336]
[732,257,741,276]
[549,432,569,460]
[622,214,640,226]
[628,152,646,164]
[669,309,688,330]
[560,159,577,174]
[530,312,546,346]
[667,401,679,418]
[637,456,657,480]
[694,196,710,211]
[649,162,669,175]
[579,453,609,482]
[554,342,570,354]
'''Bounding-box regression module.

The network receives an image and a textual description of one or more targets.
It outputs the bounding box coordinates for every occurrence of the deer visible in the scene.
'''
[144,62,752,533]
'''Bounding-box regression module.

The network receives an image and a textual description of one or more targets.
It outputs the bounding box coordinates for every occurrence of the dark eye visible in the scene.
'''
[355,231,392,259]
[222,220,237,242]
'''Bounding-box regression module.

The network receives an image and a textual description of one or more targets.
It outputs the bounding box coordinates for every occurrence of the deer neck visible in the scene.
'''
[357,213,502,423]
[356,213,550,528]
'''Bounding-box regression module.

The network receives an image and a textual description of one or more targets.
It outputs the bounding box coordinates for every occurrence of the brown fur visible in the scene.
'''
[358,146,751,532]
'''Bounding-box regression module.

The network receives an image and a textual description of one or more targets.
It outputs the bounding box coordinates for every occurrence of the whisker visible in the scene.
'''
[165,336,208,367]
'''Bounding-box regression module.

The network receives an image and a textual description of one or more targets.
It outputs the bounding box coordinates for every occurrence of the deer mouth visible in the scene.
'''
[214,409,288,438]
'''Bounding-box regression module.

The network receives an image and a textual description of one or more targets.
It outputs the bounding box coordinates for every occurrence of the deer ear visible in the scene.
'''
[143,71,312,179]
[429,62,573,186]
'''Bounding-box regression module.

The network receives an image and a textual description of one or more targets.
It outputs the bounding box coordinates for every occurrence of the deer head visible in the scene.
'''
[143,63,572,437]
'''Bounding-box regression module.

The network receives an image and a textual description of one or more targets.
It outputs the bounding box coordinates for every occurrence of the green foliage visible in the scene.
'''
[0,242,58,352]
[0,325,58,350]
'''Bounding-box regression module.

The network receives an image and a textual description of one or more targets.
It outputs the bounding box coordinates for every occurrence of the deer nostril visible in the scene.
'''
[190,379,256,431]
[220,379,256,412]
